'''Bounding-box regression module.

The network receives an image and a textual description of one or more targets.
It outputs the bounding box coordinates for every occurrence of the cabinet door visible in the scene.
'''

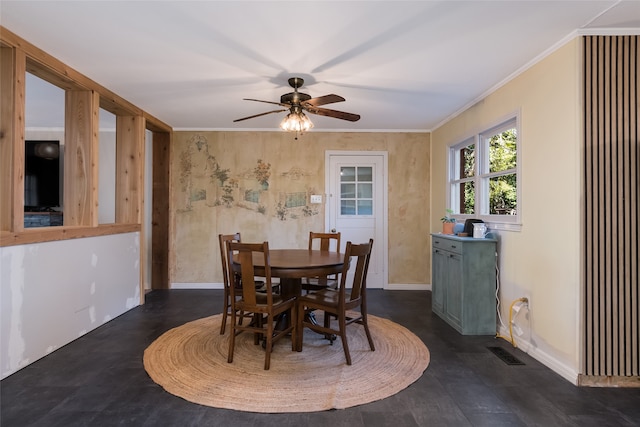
[432,249,447,316]
[445,253,463,329]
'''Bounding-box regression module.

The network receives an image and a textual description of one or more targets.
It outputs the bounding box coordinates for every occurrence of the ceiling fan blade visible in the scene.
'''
[233,109,287,122]
[304,106,360,122]
[303,94,345,107]
[243,98,290,107]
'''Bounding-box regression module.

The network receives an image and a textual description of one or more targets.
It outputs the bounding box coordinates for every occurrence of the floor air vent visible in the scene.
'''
[487,346,525,365]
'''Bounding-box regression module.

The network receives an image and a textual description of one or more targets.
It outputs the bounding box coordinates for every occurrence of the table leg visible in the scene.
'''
[279,278,301,299]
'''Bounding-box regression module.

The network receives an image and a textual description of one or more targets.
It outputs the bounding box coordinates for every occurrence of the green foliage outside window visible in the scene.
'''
[488,129,517,214]
[458,128,517,215]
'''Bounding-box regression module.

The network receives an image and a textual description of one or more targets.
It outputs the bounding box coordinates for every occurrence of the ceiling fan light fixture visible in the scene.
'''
[280,111,313,132]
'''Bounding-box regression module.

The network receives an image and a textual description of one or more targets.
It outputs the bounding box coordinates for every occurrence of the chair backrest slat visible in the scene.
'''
[227,241,273,307]
[219,233,241,289]
[308,231,341,253]
[338,239,374,302]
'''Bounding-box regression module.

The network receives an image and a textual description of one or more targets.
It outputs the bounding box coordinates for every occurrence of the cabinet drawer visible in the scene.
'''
[432,237,463,255]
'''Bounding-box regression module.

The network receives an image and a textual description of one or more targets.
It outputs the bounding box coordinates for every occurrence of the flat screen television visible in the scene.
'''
[24,140,61,211]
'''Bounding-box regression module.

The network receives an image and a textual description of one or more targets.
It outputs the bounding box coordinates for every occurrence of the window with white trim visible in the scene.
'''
[448,117,520,227]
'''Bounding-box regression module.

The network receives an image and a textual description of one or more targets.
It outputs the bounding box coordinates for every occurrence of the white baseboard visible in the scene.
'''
[171,282,223,290]
[497,325,579,385]
[170,282,430,291]
[384,283,431,291]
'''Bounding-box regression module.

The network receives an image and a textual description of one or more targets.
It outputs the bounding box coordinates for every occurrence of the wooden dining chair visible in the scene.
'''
[218,232,244,335]
[219,233,280,335]
[302,231,341,294]
[296,239,375,365]
[226,241,297,370]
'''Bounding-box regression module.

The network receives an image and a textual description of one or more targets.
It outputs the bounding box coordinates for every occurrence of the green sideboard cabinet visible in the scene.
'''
[431,233,497,335]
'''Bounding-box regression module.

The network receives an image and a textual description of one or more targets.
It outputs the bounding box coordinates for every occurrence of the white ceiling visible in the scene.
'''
[2,1,640,132]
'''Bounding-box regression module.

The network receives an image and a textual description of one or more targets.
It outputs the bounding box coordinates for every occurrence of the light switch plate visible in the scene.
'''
[310,194,322,204]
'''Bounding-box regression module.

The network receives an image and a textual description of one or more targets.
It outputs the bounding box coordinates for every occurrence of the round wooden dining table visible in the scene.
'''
[234,249,345,298]
[232,249,345,333]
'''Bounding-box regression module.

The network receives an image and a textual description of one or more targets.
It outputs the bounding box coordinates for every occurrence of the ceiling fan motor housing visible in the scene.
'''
[281,92,311,104]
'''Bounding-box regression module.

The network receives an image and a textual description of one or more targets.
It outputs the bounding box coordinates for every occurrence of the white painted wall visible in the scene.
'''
[432,38,583,383]
[98,110,117,224]
[0,233,141,379]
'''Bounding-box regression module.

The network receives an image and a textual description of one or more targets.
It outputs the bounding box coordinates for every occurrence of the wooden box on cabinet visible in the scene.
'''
[431,233,497,335]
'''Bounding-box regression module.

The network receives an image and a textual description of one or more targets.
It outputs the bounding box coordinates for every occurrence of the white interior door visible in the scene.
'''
[326,151,387,288]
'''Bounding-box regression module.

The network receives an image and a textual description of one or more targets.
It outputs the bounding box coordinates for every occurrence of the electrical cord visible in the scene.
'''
[495,253,506,329]
[494,250,528,347]
[506,298,528,347]
[494,252,511,342]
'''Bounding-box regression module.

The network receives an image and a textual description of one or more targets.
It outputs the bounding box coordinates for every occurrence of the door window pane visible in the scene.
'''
[340,166,374,216]
[340,167,355,182]
[357,183,372,198]
[341,183,355,198]
[357,167,372,181]
[357,200,373,215]
[341,200,356,215]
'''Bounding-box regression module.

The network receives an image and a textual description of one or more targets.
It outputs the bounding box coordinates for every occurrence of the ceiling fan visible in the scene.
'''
[233,77,360,131]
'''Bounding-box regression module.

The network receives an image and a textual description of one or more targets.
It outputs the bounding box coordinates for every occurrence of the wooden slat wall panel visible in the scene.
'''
[115,115,145,224]
[584,35,639,380]
[64,90,99,227]
[0,46,18,231]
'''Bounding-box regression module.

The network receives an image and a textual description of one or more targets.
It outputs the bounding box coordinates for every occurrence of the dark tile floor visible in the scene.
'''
[2,289,639,426]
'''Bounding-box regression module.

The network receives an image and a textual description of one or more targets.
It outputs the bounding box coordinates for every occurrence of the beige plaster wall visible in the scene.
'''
[170,131,430,286]
[431,38,583,381]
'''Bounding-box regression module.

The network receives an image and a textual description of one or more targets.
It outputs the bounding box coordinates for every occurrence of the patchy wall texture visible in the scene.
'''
[170,131,430,286]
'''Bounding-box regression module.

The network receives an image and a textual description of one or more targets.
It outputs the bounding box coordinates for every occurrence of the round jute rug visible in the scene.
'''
[143,313,430,413]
